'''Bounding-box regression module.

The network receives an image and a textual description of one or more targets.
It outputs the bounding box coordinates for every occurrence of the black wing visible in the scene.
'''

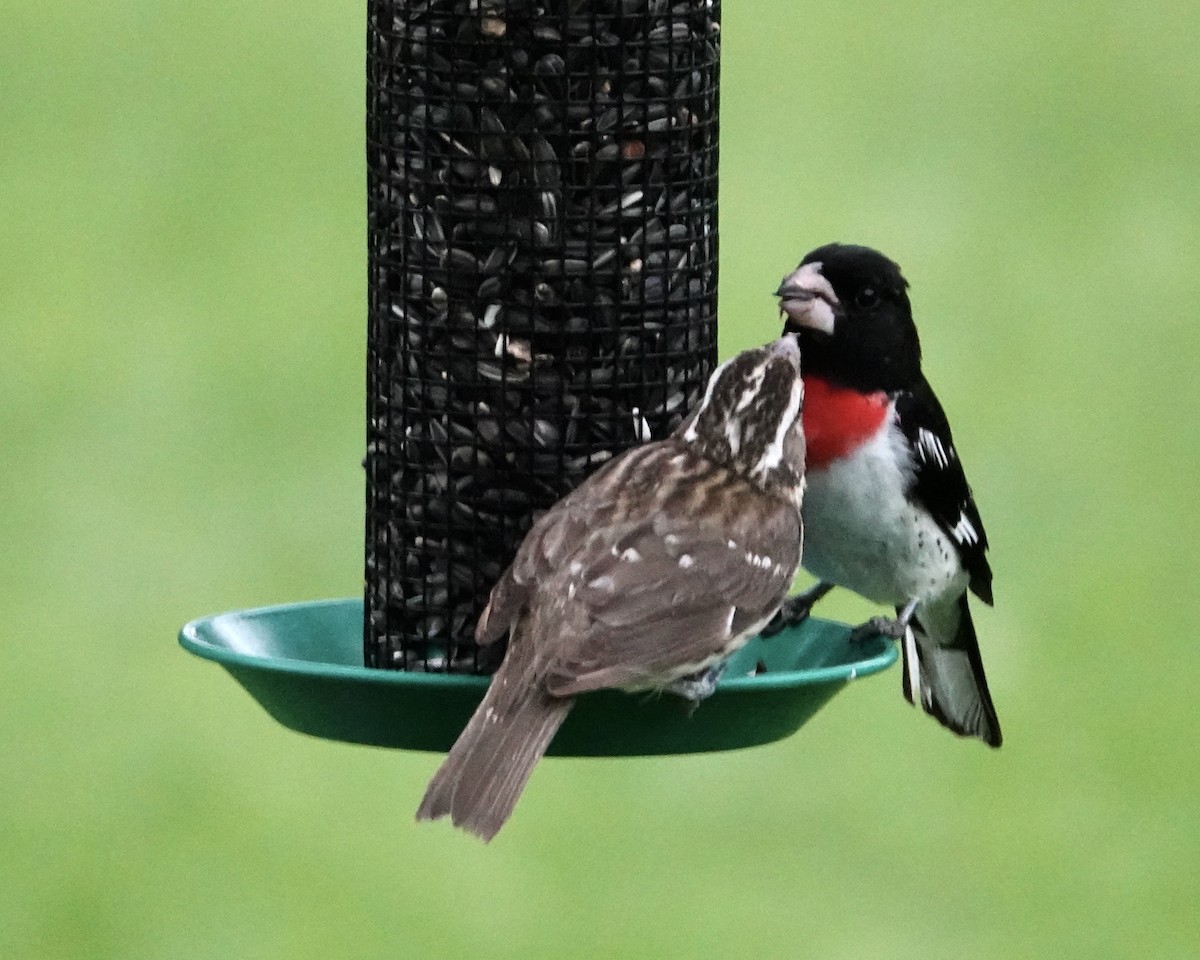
[894,376,993,605]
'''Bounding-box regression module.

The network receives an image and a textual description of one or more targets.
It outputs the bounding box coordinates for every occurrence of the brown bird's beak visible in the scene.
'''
[767,333,802,369]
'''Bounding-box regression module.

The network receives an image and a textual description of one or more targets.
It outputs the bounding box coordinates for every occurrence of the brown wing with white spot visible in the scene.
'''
[540,459,802,695]
[475,448,646,645]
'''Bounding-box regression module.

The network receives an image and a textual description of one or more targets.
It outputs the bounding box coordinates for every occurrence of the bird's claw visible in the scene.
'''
[848,597,920,645]
[848,615,908,645]
[760,600,805,638]
[760,582,835,637]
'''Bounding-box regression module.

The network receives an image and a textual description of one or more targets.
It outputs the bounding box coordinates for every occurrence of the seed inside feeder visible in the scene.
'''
[365,0,721,673]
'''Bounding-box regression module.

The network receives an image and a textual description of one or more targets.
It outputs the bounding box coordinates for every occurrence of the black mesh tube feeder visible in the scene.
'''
[179,0,897,755]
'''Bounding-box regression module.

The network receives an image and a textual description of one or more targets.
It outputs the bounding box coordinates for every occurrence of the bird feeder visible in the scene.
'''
[179,0,897,756]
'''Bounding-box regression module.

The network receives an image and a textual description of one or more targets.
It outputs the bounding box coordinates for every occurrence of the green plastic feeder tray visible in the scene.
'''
[179,598,896,756]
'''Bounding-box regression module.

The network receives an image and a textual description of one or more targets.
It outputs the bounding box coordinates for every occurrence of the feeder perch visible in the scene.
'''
[180,0,897,756]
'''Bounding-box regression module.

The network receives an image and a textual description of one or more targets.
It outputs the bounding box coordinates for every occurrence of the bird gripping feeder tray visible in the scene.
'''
[179,0,897,755]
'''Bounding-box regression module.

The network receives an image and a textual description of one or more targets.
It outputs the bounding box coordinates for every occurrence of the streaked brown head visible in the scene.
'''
[674,336,805,500]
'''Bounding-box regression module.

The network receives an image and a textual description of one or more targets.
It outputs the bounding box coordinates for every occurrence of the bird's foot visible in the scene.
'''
[848,598,920,645]
[848,615,908,645]
[665,662,727,711]
[759,582,836,637]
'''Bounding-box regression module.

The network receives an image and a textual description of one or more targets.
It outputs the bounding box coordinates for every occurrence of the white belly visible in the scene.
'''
[801,423,968,606]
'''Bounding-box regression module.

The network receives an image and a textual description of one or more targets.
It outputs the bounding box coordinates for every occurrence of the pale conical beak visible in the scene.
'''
[776,262,839,335]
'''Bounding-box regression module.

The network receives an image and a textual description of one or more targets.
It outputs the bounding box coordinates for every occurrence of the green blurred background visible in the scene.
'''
[4,1,1198,957]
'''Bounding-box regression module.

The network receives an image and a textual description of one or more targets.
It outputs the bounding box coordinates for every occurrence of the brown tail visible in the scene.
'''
[415,634,572,841]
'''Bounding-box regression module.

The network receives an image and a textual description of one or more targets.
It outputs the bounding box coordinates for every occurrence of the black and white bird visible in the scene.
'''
[416,336,807,840]
[772,243,1001,747]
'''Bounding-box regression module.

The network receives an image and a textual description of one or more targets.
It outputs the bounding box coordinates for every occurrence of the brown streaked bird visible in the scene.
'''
[416,336,807,841]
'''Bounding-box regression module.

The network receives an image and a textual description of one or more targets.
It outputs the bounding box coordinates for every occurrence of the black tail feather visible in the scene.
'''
[900,594,1001,747]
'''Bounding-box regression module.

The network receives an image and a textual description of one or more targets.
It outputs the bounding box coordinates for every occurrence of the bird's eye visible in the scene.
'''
[856,287,880,308]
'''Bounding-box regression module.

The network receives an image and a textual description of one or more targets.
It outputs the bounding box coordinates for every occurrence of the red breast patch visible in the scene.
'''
[802,376,891,470]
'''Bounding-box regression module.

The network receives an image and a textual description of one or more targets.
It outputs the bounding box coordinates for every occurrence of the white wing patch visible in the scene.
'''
[951,512,980,546]
[916,428,952,469]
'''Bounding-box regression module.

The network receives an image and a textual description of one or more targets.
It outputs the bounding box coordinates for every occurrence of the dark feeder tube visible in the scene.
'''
[365,0,721,673]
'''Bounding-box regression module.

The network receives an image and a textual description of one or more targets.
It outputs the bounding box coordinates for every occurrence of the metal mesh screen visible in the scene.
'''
[365,0,721,672]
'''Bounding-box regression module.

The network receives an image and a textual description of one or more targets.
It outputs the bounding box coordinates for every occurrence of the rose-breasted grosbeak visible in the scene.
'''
[416,336,807,840]
[773,243,1001,747]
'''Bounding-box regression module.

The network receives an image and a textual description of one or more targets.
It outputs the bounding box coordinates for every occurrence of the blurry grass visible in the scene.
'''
[3,1,1199,958]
